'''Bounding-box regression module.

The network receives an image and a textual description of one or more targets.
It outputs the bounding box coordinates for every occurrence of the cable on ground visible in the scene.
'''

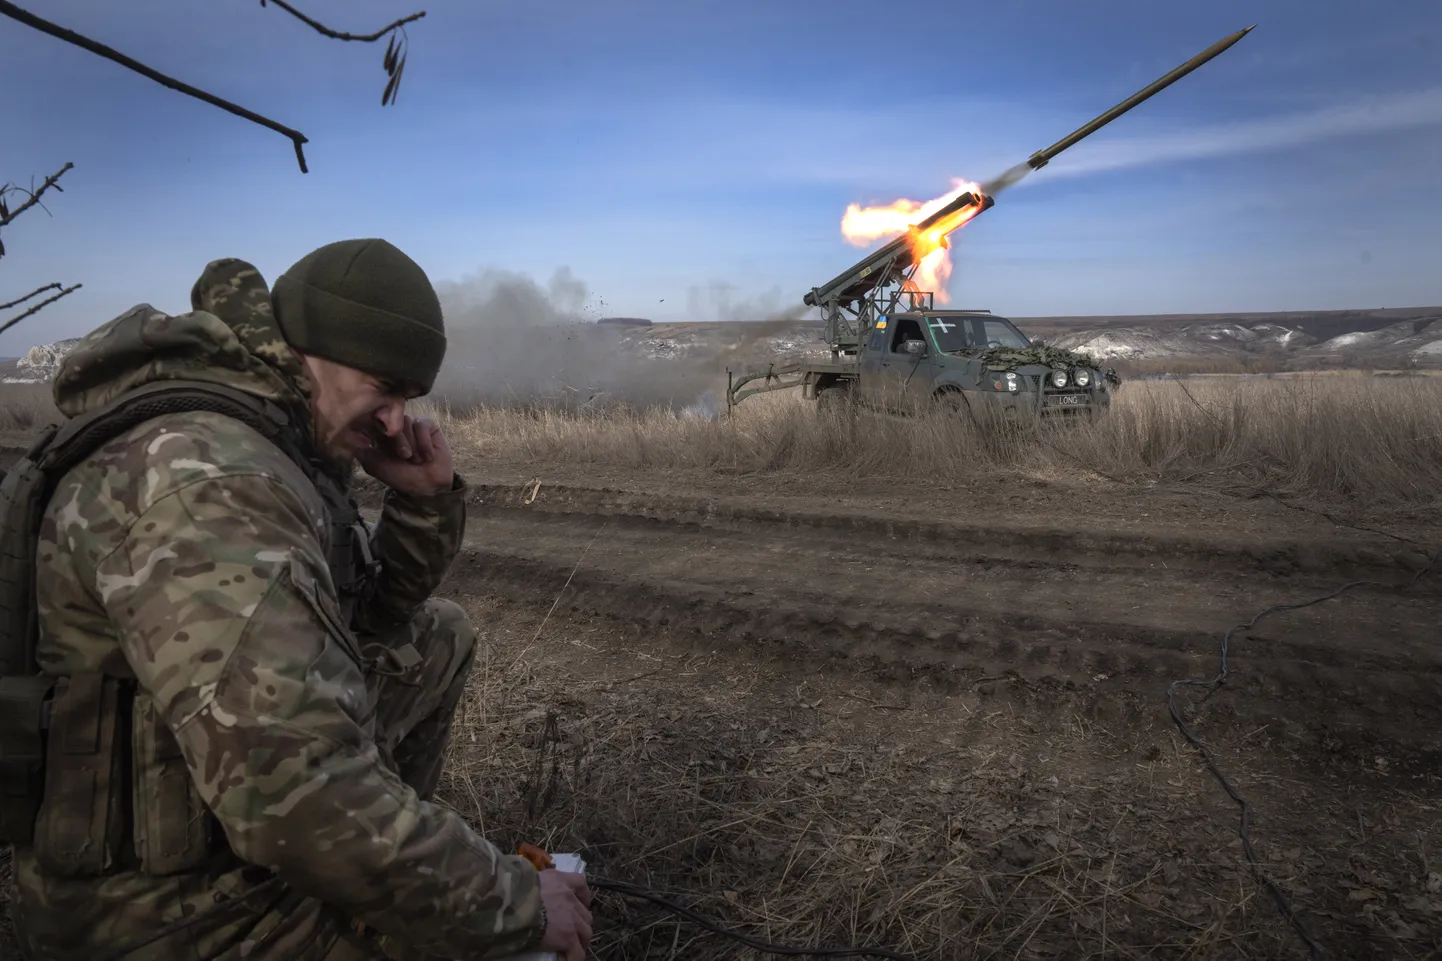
[587,544,1435,961]
[1163,548,1438,961]
[521,450,1438,960]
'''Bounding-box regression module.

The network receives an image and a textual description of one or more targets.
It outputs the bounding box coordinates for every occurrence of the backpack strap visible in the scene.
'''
[4,380,310,679]
[0,428,65,844]
[37,380,297,477]
[0,380,315,849]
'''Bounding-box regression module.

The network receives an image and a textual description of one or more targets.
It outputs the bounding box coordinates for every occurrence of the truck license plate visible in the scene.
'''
[1046,394,1087,407]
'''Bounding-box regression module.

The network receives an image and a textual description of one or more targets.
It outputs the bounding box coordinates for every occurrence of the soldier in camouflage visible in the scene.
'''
[10,240,593,960]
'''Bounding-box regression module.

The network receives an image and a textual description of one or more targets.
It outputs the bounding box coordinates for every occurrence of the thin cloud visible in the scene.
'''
[1037,86,1442,179]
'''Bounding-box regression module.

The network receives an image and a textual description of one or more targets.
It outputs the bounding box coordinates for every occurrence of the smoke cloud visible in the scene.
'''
[431,267,742,412]
[686,281,811,323]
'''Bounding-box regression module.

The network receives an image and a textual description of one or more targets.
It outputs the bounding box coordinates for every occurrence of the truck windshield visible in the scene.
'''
[924,316,1030,352]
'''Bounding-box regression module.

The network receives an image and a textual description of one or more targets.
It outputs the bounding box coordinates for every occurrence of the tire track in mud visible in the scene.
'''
[464,481,1434,585]
[446,490,1442,758]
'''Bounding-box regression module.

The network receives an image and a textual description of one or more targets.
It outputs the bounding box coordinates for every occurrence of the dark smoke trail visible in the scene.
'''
[980,161,1033,197]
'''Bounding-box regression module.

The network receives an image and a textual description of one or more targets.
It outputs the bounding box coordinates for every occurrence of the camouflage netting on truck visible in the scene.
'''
[962,342,1099,370]
[959,342,1122,387]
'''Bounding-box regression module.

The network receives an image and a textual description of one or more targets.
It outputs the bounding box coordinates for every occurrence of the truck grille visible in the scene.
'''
[1040,379,1093,416]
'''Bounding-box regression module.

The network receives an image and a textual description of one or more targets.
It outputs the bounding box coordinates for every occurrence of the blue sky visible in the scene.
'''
[2,0,1440,355]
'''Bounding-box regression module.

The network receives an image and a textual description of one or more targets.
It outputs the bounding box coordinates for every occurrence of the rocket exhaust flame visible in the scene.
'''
[833,25,1254,305]
[834,159,1030,302]
[839,180,985,303]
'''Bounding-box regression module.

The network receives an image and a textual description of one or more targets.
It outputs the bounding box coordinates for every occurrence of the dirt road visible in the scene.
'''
[400,468,1442,958]
[434,473,1440,765]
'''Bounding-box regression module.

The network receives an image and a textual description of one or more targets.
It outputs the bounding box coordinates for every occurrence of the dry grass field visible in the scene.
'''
[0,383,58,443]
[2,372,1440,960]
[430,373,1442,507]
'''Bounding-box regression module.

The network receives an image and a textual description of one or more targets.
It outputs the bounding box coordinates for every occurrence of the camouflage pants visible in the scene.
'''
[317,596,480,961]
[361,597,478,808]
[12,597,480,961]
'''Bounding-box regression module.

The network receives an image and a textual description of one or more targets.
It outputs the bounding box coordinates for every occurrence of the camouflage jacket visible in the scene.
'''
[11,260,543,960]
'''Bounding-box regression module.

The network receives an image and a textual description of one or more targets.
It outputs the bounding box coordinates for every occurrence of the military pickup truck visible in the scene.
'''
[727,306,1116,424]
[726,26,1251,422]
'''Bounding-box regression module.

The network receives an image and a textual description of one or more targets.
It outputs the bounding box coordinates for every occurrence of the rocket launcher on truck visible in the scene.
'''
[801,25,1255,358]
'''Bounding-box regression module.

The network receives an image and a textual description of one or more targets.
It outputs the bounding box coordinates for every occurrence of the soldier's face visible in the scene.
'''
[300,354,416,466]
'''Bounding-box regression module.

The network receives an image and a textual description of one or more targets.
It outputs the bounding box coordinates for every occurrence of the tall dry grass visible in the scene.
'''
[427,373,1442,505]
[0,383,60,434]
[5,373,1434,505]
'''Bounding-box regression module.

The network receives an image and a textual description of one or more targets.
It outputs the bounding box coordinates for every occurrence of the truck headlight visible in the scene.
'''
[1074,369,1092,387]
[1049,369,1068,389]
[990,372,1019,392]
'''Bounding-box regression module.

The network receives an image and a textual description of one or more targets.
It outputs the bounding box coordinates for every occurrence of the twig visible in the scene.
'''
[502,515,611,675]
[0,2,312,171]
[0,283,82,337]
[260,0,425,42]
[0,162,73,228]
[0,283,62,312]
[259,0,422,105]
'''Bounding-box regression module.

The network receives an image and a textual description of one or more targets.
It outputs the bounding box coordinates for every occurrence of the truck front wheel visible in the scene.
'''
[934,387,970,415]
[816,383,852,412]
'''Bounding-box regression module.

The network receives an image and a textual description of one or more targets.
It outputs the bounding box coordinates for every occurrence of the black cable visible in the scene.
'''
[590,877,922,960]
[1164,548,1439,961]
[581,541,1438,961]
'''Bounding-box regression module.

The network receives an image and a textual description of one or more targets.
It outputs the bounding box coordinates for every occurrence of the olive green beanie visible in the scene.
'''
[271,238,446,393]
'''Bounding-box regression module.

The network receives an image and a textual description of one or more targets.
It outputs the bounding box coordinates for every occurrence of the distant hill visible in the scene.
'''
[632,307,1442,369]
[1022,307,1442,366]
[5,308,1439,388]
[1015,306,1436,341]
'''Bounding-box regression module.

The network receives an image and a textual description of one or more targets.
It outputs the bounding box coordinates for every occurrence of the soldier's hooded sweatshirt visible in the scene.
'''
[11,259,543,960]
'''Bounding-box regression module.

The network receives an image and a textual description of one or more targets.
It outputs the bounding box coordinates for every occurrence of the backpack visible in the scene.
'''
[0,378,343,847]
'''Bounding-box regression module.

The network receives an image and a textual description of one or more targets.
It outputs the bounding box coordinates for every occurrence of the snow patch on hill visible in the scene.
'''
[2,338,80,384]
[1046,315,1442,363]
[1315,321,1418,350]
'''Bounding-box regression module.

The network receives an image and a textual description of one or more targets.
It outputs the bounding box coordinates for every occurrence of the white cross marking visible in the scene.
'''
[928,319,955,333]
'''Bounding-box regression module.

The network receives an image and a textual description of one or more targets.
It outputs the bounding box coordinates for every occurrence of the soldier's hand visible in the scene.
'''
[537,869,593,961]
[358,415,455,497]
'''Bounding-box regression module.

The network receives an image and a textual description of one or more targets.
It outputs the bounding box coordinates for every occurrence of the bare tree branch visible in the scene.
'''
[0,2,312,172]
[0,283,82,338]
[0,284,63,312]
[260,0,425,42]
[260,0,422,105]
[0,162,74,228]
[0,162,74,260]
